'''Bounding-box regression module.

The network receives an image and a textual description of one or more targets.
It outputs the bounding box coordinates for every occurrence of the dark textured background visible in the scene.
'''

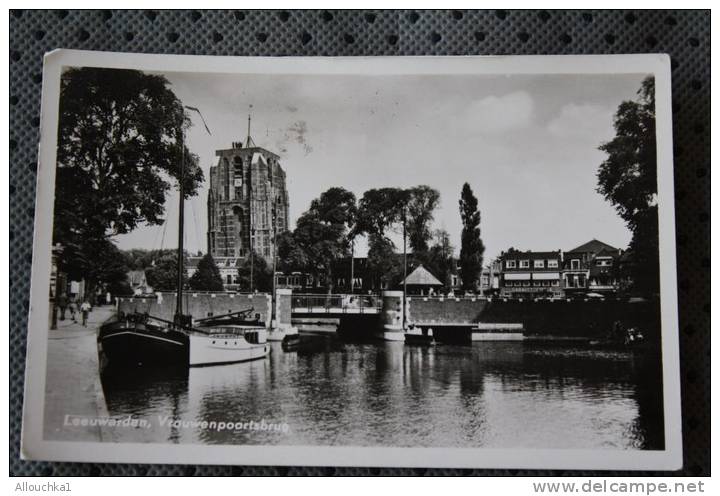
[9,10,710,476]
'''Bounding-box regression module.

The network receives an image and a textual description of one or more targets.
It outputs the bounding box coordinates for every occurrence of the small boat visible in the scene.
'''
[280,333,301,351]
[189,326,269,367]
[404,326,435,345]
[587,323,647,351]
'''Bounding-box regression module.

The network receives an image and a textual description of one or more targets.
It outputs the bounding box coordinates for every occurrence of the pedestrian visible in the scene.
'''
[68,297,78,322]
[57,293,68,321]
[80,300,92,327]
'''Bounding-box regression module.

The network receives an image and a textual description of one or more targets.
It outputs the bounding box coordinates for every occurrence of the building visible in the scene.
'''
[498,248,564,298]
[186,256,243,291]
[480,259,502,295]
[206,123,289,267]
[400,265,443,296]
[563,239,623,296]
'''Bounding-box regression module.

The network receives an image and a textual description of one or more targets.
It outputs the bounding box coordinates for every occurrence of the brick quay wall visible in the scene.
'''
[406,297,661,339]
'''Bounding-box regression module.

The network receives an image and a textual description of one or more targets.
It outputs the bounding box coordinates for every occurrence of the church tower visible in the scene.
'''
[207,117,289,266]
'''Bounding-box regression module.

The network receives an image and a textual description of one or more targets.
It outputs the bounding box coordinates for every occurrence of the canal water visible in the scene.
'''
[100,337,665,450]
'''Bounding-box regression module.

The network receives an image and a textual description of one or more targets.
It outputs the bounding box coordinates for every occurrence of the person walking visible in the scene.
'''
[68,297,78,323]
[57,294,68,321]
[80,300,92,327]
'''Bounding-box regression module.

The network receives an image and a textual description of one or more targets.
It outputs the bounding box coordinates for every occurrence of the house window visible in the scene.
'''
[522,280,530,287]
[547,260,558,268]
[534,260,545,269]
[506,260,516,269]
[519,260,530,268]
[571,259,580,270]
[451,275,459,286]
[226,274,232,285]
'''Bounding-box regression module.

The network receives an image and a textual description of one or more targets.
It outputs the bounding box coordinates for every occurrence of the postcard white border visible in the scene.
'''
[21,50,681,470]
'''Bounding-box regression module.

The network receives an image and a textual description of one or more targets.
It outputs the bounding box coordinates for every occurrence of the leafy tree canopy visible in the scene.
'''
[406,185,440,254]
[597,76,659,295]
[285,188,357,292]
[355,187,407,240]
[56,67,204,240]
[54,67,204,301]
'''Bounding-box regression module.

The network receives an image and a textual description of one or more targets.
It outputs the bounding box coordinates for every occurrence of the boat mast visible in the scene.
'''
[175,125,185,322]
[402,205,407,330]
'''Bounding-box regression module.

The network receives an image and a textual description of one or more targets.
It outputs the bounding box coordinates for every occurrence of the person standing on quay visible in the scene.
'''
[80,300,91,327]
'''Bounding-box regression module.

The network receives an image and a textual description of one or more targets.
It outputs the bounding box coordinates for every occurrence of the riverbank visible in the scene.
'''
[43,305,114,442]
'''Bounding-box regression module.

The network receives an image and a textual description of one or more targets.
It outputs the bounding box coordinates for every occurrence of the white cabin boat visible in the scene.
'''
[189,326,270,367]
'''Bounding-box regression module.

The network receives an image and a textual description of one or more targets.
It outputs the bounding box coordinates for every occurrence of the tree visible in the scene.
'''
[237,251,273,292]
[367,234,404,290]
[597,76,659,295]
[54,67,204,302]
[188,253,224,292]
[356,188,408,290]
[355,188,406,240]
[458,183,485,291]
[406,185,440,254]
[145,252,188,291]
[276,230,308,274]
[280,188,357,293]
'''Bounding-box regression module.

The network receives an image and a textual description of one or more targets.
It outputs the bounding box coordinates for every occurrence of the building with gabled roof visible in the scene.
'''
[400,265,443,295]
[563,239,624,295]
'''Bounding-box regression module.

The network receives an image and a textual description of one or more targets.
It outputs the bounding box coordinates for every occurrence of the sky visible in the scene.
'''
[115,70,649,261]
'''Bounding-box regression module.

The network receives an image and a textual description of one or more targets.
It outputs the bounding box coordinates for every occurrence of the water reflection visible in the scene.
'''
[101,336,664,450]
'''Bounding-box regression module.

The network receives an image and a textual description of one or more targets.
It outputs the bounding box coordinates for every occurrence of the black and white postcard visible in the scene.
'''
[22,50,681,469]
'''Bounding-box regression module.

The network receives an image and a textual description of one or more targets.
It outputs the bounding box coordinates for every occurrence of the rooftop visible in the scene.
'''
[566,239,619,255]
[401,265,443,286]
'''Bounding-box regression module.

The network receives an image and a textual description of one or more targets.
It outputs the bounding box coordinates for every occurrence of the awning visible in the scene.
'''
[533,272,560,280]
[504,273,531,281]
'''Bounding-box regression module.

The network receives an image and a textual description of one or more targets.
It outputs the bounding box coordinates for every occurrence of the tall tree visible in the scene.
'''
[597,76,659,295]
[406,185,440,254]
[458,183,485,291]
[54,67,204,301]
[188,253,224,292]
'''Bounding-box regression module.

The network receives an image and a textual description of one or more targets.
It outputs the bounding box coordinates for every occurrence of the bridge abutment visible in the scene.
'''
[377,291,405,341]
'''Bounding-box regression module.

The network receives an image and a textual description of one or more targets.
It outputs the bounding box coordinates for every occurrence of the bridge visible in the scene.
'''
[290,293,381,315]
